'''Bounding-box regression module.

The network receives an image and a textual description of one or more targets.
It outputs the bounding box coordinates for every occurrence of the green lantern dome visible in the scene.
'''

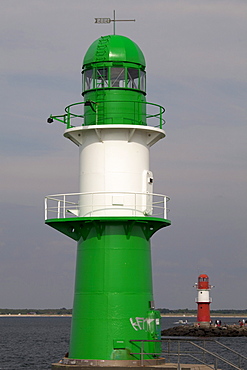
[83,35,146,67]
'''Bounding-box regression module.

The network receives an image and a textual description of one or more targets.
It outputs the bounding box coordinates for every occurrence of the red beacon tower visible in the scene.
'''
[194,274,213,326]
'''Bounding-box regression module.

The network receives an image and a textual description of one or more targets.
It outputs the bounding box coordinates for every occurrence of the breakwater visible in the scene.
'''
[162,325,247,337]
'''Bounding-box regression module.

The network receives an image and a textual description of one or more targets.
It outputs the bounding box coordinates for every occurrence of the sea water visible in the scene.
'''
[0,316,246,369]
[0,317,69,369]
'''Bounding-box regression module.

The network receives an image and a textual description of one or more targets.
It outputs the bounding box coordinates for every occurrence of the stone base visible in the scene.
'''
[52,357,165,369]
[196,322,211,328]
[52,362,217,370]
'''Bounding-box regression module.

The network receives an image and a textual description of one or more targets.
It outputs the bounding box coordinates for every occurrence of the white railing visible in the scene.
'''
[44,191,170,220]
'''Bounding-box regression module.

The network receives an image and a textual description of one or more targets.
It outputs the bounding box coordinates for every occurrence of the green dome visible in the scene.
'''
[83,35,145,67]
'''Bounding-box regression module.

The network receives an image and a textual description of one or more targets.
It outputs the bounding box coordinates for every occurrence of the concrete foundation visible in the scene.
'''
[52,357,165,368]
[52,362,216,370]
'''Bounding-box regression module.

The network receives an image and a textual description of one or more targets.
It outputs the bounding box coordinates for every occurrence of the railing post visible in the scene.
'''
[58,200,61,219]
[96,103,98,125]
[78,193,81,217]
[238,354,241,369]
[67,106,71,128]
[203,340,206,364]
[160,106,162,129]
[177,340,181,370]
[164,196,167,219]
[141,341,144,366]
[44,198,48,220]
[91,192,94,216]
[63,195,66,218]
[135,192,137,216]
[214,357,218,370]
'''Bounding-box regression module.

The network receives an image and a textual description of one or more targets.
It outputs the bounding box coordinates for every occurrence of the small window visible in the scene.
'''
[111,67,125,87]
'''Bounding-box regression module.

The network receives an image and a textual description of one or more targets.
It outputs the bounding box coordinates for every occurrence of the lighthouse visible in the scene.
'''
[45,34,170,368]
[194,274,213,326]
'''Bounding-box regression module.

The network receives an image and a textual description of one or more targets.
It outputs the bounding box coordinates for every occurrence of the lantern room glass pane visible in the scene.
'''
[96,68,109,88]
[84,69,93,91]
[140,70,146,91]
[110,67,125,87]
[127,68,139,89]
[199,277,208,282]
[83,67,146,92]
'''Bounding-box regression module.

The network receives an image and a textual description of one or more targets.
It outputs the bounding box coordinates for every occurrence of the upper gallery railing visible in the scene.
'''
[44,191,170,220]
[47,100,166,129]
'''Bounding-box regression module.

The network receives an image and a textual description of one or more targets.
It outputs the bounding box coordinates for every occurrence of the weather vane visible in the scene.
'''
[95,10,135,35]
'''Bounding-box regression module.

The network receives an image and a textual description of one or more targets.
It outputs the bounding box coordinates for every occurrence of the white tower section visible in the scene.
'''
[196,289,212,303]
[64,124,165,217]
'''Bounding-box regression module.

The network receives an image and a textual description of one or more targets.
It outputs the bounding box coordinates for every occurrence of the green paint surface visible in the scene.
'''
[83,35,146,67]
[69,222,160,360]
[46,217,169,360]
[83,89,146,126]
[82,34,147,128]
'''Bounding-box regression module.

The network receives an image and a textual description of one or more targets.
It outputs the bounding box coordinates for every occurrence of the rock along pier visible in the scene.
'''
[162,324,247,337]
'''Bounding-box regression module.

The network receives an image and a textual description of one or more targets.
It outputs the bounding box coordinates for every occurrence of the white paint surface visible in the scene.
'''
[64,125,165,216]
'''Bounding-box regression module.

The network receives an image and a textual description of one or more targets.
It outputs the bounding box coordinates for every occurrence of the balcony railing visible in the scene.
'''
[47,100,165,129]
[44,191,170,220]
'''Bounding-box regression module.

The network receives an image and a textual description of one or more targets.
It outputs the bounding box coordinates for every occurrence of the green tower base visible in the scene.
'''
[46,217,170,362]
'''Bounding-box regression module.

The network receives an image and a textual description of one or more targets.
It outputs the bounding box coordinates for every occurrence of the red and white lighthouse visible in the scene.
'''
[194,274,213,326]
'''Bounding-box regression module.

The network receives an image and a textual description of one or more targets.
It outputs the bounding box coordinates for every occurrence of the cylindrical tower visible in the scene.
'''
[45,35,171,368]
[194,274,213,326]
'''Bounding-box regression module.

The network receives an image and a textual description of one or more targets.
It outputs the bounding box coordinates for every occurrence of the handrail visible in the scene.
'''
[45,190,169,198]
[213,339,247,361]
[188,341,241,370]
[48,100,166,129]
[129,338,245,369]
[44,191,170,221]
[213,340,247,369]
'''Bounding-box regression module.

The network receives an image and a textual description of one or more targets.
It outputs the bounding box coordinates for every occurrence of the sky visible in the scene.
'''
[0,0,246,310]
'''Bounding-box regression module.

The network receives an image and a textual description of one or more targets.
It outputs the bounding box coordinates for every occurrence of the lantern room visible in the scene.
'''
[82,34,146,94]
[197,274,210,290]
[81,35,147,127]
